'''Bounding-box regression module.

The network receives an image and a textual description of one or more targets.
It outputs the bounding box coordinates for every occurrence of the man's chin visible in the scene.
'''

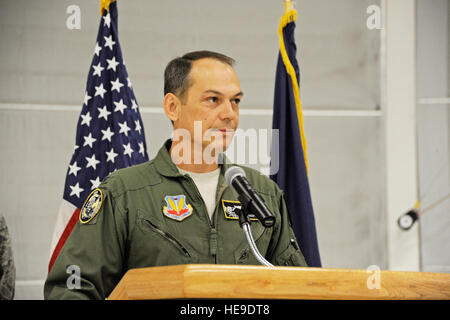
[204,135,234,152]
[202,141,226,155]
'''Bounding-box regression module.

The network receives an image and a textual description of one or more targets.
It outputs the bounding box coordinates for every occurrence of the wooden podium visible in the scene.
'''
[108,264,450,300]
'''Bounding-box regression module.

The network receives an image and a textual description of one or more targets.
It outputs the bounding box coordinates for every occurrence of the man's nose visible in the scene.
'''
[219,100,236,121]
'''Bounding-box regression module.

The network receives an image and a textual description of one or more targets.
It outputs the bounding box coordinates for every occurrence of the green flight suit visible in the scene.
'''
[44,140,307,300]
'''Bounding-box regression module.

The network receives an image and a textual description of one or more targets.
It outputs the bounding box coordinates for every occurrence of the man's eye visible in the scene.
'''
[232,98,241,104]
[207,97,219,103]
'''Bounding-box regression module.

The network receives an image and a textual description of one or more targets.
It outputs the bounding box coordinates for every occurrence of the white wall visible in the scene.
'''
[416,0,450,273]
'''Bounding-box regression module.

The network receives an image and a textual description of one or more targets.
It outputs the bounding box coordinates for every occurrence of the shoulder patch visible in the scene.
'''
[80,189,103,224]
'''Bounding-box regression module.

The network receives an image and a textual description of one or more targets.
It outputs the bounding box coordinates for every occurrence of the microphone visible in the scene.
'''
[224,166,276,227]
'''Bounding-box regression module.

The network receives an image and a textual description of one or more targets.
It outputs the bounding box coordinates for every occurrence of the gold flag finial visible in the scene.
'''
[284,0,294,13]
[100,0,116,15]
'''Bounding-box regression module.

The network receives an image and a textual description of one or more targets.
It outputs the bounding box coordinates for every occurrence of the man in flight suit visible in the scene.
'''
[44,51,307,300]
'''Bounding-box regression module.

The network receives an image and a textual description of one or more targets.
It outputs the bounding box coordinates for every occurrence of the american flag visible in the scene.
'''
[49,1,149,272]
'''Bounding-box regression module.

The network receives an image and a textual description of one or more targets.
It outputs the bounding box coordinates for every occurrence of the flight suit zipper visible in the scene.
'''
[143,219,191,258]
[183,175,214,227]
[209,182,228,264]
[183,175,228,264]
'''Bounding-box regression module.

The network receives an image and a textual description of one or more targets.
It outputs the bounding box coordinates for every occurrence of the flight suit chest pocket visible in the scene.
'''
[274,243,306,267]
[234,222,271,265]
[136,210,197,265]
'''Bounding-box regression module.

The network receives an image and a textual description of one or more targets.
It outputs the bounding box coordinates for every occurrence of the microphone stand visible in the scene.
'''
[237,195,274,267]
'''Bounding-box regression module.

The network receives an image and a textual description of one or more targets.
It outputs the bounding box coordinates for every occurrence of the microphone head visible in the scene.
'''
[224,166,246,186]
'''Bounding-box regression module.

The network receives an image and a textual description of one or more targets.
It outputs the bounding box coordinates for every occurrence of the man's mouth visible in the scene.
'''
[214,128,234,134]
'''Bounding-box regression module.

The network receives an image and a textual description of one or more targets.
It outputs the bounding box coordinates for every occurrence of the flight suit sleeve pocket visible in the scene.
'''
[274,240,308,267]
[234,227,271,265]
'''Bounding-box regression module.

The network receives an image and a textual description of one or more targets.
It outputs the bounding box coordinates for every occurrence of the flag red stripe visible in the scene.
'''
[48,208,80,273]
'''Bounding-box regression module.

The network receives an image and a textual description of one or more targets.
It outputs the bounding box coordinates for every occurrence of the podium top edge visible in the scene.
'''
[124,264,450,277]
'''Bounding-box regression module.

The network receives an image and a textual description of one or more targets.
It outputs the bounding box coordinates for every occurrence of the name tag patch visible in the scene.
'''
[222,200,258,221]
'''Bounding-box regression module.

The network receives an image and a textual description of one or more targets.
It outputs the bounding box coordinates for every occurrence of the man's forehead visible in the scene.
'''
[190,59,237,79]
[188,58,241,91]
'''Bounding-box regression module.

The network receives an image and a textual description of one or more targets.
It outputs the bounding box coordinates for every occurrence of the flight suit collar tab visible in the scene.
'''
[154,139,183,177]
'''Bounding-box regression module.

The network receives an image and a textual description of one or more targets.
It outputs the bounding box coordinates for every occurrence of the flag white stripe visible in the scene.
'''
[49,199,77,260]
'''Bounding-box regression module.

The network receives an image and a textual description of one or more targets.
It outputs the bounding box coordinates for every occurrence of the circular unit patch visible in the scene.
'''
[79,188,103,224]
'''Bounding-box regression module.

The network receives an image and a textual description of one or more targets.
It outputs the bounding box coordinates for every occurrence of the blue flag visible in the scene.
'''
[270,9,321,267]
[50,0,149,271]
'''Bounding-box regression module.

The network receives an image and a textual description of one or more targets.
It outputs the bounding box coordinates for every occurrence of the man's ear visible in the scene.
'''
[163,93,181,123]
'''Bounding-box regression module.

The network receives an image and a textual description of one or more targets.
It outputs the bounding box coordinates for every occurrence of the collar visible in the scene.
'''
[153,139,234,178]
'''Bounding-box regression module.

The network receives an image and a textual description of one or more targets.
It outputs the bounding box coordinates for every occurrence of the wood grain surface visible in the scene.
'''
[108,264,450,300]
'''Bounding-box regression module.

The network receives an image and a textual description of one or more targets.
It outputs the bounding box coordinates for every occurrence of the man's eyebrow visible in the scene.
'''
[203,90,244,97]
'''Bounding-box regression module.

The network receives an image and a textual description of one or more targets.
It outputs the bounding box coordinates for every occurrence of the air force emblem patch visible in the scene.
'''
[80,189,103,224]
[163,195,193,221]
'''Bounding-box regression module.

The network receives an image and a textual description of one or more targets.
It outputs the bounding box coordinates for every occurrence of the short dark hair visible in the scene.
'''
[164,50,235,103]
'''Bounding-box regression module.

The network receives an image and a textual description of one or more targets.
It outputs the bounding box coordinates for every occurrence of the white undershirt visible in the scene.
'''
[178,167,221,221]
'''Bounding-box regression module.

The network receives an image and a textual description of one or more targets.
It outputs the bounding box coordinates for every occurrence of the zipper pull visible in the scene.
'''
[210,228,217,256]
[239,250,249,261]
